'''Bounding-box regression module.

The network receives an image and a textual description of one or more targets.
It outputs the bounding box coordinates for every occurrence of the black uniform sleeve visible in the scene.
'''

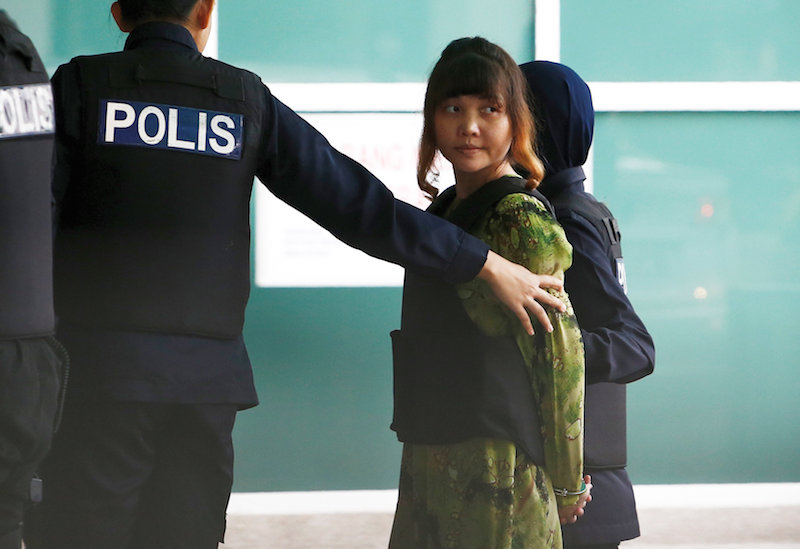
[254,88,489,284]
[560,213,655,384]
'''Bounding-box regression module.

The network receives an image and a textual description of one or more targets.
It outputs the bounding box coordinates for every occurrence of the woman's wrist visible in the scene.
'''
[553,480,587,498]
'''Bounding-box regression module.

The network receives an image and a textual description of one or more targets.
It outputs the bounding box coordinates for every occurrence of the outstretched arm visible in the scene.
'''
[478,250,566,335]
[258,96,568,335]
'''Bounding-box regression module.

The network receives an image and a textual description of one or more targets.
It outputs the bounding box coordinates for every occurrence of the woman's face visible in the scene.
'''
[433,93,514,190]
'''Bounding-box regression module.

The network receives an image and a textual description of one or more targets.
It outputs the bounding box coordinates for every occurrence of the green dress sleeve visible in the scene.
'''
[454,192,586,508]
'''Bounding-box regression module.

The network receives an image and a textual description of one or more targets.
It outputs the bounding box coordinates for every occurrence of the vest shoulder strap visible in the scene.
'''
[75,53,246,102]
[429,177,554,231]
[551,192,622,262]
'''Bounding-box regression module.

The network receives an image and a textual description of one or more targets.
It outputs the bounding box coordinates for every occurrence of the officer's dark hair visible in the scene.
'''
[117,0,199,25]
[417,36,544,199]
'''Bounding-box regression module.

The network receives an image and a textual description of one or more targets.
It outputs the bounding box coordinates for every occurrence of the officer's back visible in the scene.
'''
[53,23,265,340]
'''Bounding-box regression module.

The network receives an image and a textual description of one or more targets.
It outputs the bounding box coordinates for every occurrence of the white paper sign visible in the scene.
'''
[255,112,453,287]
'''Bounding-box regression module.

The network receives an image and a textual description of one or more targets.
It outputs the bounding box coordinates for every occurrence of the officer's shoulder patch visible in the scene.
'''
[98,99,243,159]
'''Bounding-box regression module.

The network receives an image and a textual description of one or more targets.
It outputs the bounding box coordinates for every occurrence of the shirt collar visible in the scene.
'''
[124,21,199,53]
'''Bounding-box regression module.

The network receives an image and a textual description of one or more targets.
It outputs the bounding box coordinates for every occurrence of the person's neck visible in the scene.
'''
[455,168,518,199]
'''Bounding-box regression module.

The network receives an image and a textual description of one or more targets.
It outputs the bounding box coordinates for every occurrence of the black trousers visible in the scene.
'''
[24,400,238,549]
[0,338,64,549]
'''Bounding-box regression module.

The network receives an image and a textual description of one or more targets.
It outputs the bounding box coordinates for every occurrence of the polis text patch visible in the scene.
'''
[98,100,243,159]
[0,83,54,139]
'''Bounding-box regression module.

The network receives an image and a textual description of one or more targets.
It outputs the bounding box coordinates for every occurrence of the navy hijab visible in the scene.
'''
[519,60,594,177]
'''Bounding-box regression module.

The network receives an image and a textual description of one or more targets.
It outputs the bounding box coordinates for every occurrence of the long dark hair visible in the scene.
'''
[116,0,199,25]
[418,37,544,198]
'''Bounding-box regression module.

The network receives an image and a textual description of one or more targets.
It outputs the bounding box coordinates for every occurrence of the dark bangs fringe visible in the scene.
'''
[426,53,509,109]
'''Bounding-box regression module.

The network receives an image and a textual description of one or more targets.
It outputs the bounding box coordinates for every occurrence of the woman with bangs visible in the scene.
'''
[389,37,590,549]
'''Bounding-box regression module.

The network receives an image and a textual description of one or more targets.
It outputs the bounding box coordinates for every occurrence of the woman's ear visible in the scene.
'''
[110,1,134,33]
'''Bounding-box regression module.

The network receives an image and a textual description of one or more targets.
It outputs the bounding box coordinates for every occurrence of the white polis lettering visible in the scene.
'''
[100,100,243,159]
[138,105,166,145]
[0,83,55,139]
[168,108,194,150]
[616,258,628,295]
[105,102,135,142]
[209,115,236,155]
[197,111,207,152]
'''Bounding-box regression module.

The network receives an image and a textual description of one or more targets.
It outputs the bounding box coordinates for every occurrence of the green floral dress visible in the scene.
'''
[389,188,585,549]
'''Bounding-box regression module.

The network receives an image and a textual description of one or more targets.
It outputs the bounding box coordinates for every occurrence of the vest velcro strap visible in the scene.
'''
[108,63,245,101]
[602,216,621,245]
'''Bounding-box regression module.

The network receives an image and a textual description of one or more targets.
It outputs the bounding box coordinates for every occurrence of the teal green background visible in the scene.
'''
[593,112,800,483]
[239,288,402,491]
[5,0,799,491]
[220,0,536,82]
[562,0,800,82]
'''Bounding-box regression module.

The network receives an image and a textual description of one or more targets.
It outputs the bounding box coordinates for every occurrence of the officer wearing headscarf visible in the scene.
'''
[23,2,565,548]
[520,60,656,548]
[0,10,65,549]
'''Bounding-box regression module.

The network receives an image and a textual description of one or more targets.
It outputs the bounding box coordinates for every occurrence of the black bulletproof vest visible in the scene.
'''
[0,15,56,339]
[550,178,628,469]
[54,51,266,339]
[391,177,553,464]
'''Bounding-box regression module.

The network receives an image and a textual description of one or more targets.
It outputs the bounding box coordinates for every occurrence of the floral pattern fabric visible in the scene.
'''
[389,188,585,549]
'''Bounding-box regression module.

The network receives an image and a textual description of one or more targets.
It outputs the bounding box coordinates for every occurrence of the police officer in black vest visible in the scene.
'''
[0,10,66,549]
[520,61,656,549]
[23,2,567,548]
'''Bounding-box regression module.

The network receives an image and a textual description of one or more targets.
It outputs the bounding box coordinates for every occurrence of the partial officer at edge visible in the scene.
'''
[520,60,656,549]
[24,2,566,549]
[0,10,66,549]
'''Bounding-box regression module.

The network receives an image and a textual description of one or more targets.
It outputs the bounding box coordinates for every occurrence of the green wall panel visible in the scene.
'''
[220,0,535,82]
[235,288,403,491]
[4,0,123,74]
[593,111,800,483]
[7,0,537,81]
[562,0,800,82]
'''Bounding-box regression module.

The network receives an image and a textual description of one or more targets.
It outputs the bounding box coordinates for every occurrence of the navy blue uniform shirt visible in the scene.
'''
[548,177,654,386]
[53,23,489,408]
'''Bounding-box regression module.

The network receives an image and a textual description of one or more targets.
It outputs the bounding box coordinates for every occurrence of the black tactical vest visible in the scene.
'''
[0,13,55,339]
[391,177,552,464]
[549,172,628,469]
[54,50,267,338]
